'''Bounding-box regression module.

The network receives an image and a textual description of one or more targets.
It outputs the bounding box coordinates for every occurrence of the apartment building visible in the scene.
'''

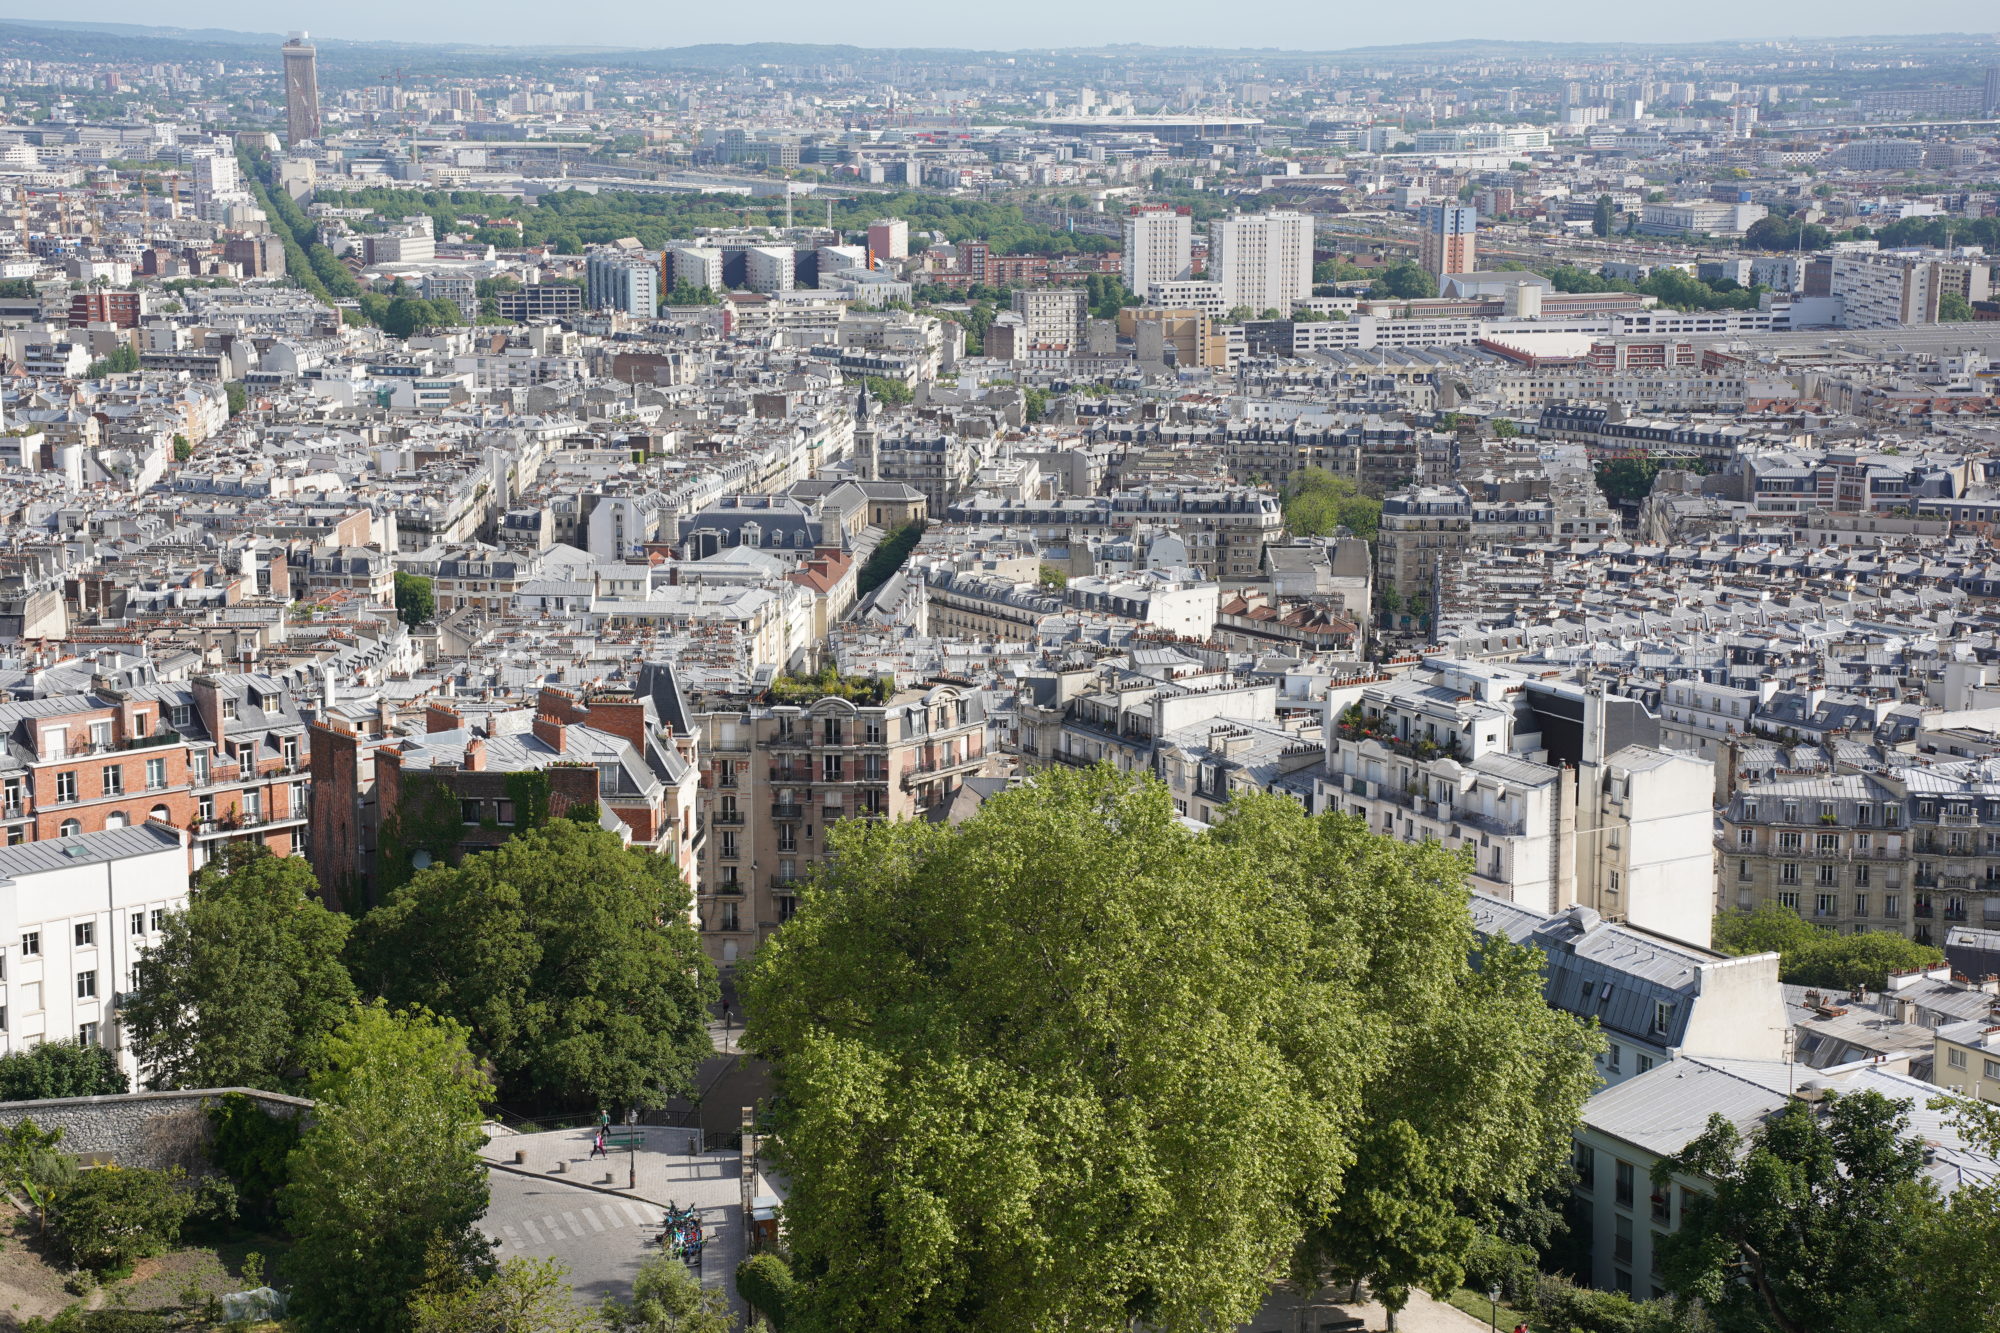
[1722,757,2000,946]
[1418,203,1477,280]
[1209,210,1314,314]
[1573,1059,1975,1299]
[1374,486,1473,598]
[326,675,701,907]
[694,680,989,969]
[1121,205,1194,292]
[0,823,194,1084]
[0,671,308,867]
[1316,660,1716,945]
[1010,288,1087,353]
[1472,895,1787,1088]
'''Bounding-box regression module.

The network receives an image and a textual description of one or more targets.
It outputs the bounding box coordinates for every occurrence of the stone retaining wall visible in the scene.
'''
[0,1088,311,1171]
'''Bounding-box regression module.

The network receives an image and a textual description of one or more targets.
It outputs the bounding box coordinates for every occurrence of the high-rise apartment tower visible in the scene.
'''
[1121,205,1194,293]
[282,33,322,146]
[1418,203,1477,280]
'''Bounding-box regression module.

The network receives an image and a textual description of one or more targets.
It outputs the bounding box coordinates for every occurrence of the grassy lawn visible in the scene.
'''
[1437,1284,1535,1331]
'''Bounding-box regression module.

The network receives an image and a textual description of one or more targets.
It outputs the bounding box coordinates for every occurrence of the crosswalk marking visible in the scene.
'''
[584,1207,607,1233]
[561,1210,585,1238]
[522,1217,546,1245]
[502,1225,522,1250]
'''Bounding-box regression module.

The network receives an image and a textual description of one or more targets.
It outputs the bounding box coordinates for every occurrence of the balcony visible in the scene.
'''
[1455,808,1525,839]
[711,812,745,826]
[771,803,804,821]
[191,811,308,839]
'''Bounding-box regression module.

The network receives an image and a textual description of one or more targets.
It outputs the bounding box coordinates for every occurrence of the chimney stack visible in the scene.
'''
[464,736,486,772]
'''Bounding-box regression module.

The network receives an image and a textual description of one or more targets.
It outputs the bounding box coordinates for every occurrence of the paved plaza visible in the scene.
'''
[478,1123,768,1315]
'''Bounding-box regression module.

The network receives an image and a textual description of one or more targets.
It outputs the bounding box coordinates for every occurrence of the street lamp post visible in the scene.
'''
[1488,1285,1501,1332]
[628,1107,637,1190]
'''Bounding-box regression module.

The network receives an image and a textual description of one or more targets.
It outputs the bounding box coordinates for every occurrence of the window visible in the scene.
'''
[100,765,123,796]
[73,922,93,948]
[1816,892,1836,915]
[77,1022,97,1047]
[1574,1143,1595,1190]
[495,800,516,826]
[1950,1047,1969,1069]
[76,970,96,999]
[1615,1214,1633,1263]
[1780,863,1799,885]
[460,799,482,825]
[720,902,740,933]
[1652,1001,1674,1035]
[130,912,145,936]
[1615,1160,1635,1208]
[1855,864,1870,887]
[1606,1042,1622,1072]
[1779,890,1800,910]
[1987,1059,2000,1081]
[822,754,843,782]
[1885,894,1901,918]
[1816,833,1838,853]
[1637,1054,1654,1075]
[1651,1185,1671,1223]
[1855,894,1869,918]
[149,908,165,933]
[1778,832,1802,853]
[59,819,80,838]
[89,721,111,749]
[55,772,76,804]
[1817,865,1838,887]
[21,931,38,957]
[822,718,843,746]
[145,758,166,791]
[1738,828,1755,847]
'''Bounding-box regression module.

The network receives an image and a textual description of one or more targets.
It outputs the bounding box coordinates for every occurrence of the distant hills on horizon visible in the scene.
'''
[0,18,1993,70]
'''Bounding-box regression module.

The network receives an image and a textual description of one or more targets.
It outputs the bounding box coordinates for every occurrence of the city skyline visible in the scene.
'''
[15,6,2000,54]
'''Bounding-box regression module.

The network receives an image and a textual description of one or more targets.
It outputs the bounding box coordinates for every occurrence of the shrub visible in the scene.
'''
[48,1167,192,1272]
[1461,1230,1540,1305]
[736,1251,797,1330]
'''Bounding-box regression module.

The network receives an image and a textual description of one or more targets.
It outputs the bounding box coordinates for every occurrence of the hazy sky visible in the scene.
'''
[30,3,2000,53]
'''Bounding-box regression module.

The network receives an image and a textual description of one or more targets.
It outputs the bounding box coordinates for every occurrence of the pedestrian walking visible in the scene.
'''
[590,1129,608,1159]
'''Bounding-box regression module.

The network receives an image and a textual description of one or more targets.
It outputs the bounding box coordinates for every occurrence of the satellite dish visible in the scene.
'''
[411,849,433,870]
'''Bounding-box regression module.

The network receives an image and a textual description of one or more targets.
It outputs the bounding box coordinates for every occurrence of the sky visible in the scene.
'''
[22,3,2000,53]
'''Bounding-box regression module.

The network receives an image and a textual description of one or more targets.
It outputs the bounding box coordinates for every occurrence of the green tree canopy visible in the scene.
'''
[1713,903,1942,991]
[0,1037,127,1103]
[283,1004,494,1333]
[412,1255,600,1333]
[123,848,356,1093]
[741,768,1598,1332]
[1655,1090,1938,1333]
[1282,466,1382,542]
[1911,1097,2000,1333]
[348,820,714,1109]
[601,1253,734,1333]
[394,572,436,627]
[1366,262,1436,301]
